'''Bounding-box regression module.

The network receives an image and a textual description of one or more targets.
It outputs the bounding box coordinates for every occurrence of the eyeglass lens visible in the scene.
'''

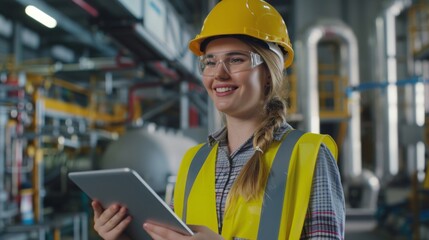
[199,51,263,76]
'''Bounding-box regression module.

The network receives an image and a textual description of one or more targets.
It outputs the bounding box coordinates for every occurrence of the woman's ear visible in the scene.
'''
[264,81,271,95]
[263,67,271,82]
[263,67,272,94]
[266,68,272,82]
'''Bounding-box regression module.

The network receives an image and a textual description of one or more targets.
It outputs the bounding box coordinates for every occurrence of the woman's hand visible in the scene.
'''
[92,200,132,240]
[143,223,223,240]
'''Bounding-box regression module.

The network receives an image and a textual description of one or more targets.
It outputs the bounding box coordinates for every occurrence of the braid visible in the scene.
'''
[253,97,286,154]
[228,99,287,202]
[227,41,288,204]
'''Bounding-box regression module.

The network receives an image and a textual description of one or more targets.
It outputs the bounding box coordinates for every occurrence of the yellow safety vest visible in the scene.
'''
[174,130,337,240]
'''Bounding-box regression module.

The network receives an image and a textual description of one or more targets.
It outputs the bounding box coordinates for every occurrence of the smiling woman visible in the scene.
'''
[91,0,345,239]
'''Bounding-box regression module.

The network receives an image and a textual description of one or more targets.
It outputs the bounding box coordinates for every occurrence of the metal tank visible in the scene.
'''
[100,126,198,193]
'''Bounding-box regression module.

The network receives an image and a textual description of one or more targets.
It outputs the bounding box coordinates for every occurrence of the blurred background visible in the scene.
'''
[0,0,428,239]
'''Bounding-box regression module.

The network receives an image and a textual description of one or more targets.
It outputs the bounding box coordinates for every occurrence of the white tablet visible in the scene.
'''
[68,168,193,239]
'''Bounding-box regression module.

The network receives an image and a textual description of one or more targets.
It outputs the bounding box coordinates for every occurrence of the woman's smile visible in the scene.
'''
[213,84,239,97]
[215,86,236,93]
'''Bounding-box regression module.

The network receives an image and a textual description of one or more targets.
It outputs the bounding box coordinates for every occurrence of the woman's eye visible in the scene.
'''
[229,57,245,64]
[205,60,217,66]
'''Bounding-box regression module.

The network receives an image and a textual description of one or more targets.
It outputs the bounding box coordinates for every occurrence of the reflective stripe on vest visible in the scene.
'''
[258,130,304,239]
[182,130,304,238]
[182,143,212,222]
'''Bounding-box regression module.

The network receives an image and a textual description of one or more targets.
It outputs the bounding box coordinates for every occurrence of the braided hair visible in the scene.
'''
[227,41,289,202]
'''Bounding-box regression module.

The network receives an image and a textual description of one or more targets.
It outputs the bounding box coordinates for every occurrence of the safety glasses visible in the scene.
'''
[198,50,264,77]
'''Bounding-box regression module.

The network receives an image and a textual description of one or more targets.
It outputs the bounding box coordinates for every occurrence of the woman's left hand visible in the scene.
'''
[143,223,223,240]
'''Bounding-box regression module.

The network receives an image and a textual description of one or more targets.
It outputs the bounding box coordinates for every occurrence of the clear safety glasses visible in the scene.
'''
[198,50,264,77]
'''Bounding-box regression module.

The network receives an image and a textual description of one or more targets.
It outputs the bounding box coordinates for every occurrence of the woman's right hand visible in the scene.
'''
[92,200,132,240]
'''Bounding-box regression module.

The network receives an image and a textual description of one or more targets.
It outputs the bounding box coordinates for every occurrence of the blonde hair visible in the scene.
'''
[227,41,289,202]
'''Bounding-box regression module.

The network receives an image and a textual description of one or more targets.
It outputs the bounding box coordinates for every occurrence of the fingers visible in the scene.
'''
[98,205,127,231]
[188,225,205,232]
[107,214,132,237]
[143,223,187,240]
[92,203,131,239]
[189,225,224,240]
[91,201,103,219]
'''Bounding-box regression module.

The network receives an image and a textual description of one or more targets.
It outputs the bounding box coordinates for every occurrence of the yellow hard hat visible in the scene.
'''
[188,0,294,68]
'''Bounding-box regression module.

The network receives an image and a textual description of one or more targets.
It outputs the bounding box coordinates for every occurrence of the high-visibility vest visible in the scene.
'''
[174,130,338,239]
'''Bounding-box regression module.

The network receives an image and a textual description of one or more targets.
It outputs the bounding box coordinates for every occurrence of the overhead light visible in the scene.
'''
[25,5,57,28]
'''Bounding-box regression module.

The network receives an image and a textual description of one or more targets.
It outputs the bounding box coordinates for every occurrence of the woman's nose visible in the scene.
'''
[214,61,230,80]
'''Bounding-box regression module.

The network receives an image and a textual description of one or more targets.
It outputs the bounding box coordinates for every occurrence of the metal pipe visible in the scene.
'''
[189,93,208,116]
[180,82,189,129]
[127,81,164,123]
[405,80,426,179]
[298,19,362,179]
[375,0,412,182]
[300,26,323,133]
[0,107,8,225]
[407,7,426,181]
[141,96,180,121]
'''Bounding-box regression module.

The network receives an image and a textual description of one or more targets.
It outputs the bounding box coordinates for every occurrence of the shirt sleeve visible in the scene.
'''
[300,144,345,239]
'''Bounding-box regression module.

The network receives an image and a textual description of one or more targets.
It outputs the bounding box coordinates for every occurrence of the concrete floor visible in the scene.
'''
[345,207,391,240]
[345,218,398,240]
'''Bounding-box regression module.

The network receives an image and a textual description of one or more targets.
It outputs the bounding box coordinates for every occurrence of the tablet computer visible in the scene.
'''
[68,168,193,239]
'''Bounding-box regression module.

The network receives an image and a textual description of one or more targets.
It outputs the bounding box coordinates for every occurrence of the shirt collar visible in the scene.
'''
[207,122,294,146]
[207,127,227,146]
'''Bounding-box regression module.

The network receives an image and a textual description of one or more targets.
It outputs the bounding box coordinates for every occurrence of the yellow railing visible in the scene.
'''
[285,63,349,120]
[27,74,127,130]
[408,3,429,59]
[318,63,349,120]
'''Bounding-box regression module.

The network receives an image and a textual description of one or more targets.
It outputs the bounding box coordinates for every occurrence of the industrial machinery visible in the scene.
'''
[0,58,202,239]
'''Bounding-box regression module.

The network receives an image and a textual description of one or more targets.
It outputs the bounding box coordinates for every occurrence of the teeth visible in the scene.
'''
[216,87,234,93]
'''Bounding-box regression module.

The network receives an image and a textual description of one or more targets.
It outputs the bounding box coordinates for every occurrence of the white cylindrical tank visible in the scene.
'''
[100,127,198,193]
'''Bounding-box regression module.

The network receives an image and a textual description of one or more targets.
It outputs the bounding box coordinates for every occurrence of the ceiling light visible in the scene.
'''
[25,5,57,28]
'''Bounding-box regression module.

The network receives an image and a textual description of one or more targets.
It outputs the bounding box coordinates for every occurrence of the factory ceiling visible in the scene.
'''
[0,0,293,85]
[0,0,292,59]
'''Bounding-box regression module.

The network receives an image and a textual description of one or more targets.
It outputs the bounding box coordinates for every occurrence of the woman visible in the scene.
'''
[92,0,345,239]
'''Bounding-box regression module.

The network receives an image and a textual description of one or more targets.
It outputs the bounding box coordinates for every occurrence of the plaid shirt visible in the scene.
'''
[208,123,345,239]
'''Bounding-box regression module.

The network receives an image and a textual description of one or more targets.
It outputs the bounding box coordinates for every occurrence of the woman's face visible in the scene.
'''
[202,37,269,119]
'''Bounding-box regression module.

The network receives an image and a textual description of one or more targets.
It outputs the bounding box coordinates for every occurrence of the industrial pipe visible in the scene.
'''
[298,19,362,179]
[374,0,412,182]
